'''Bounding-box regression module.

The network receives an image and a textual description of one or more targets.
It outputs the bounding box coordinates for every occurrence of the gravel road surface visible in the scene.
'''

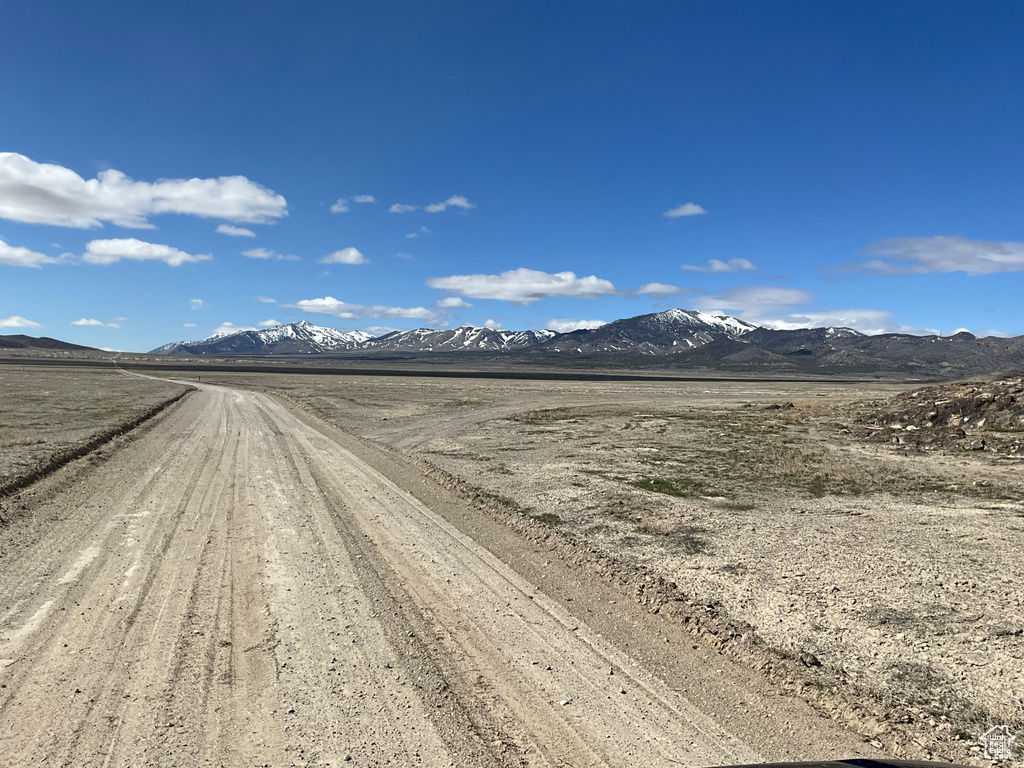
[0,381,877,766]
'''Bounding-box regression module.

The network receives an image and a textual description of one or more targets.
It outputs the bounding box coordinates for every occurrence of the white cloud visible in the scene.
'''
[0,238,58,268]
[435,297,473,308]
[257,319,281,327]
[694,286,811,314]
[256,295,277,303]
[634,282,695,297]
[390,203,418,213]
[211,321,255,336]
[330,195,375,212]
[0,152,287,228]
[396,252,412,259]
[242,247,300,261]
[364,325,398,336]
[483,318,503,330]
[292,296,448,326]
[320,247,368,265]
[216,224,256,238]
[663,202,707,218]
[425,195,476,213]
[406,226,431,239]
[546,318,608,333]
[681,258,756,273]
[0,315,41,328]
[427,268,617,305]
[757,309,938,336]
[82,238,211,267]
[854,235,1024,275]
[183,322,197,327]
[71,318,120,328]
[693,286,936,335]
[190,298,203,310]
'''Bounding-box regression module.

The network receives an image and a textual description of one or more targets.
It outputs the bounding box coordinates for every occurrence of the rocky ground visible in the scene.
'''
[852,377,1024,455]
[204,370,1024,765]
[7,364,1019,764]
[0,375,888,766]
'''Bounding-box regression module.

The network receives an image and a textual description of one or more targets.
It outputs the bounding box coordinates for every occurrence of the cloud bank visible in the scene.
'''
[435,297,472,308]
[425,195,476,213]
[634,282,695,297]
[292,296,447,326]
[427,268,617,304]
[663,202,707,218]
[0,238,57,268]
[242,247,300,261]
[854,235,1024,275]
[756,309,938,336]
[0,153,287,228]
[216,224,256,237]
[681,258,756,273]
[0,315,41,328]
[694,286,811,313]
[695,285,938,335]
[82,238,211,267]
[320,247,368,265]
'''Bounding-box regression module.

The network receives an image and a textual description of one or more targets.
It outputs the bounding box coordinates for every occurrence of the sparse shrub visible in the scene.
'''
[530,512,564,526]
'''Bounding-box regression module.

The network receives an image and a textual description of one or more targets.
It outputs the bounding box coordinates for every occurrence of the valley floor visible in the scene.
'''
[211,370,1024,765]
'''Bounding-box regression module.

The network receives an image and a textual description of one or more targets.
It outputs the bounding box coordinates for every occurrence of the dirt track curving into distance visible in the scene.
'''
[0,380,880,767]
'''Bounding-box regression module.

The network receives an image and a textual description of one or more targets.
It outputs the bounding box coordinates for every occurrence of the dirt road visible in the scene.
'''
[0,381,878,767]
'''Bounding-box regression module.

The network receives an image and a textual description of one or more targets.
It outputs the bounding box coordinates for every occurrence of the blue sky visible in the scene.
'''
[1,1,1022,351]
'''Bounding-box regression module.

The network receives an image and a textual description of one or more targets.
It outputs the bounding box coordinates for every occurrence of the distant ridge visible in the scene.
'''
[0,334,97,352]
[148,311,1024,376]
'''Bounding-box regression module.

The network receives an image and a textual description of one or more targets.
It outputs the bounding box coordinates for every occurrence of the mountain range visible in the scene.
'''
[148,311,1024,376]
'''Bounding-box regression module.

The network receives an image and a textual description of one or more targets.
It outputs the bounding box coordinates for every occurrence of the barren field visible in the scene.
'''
[200,370,1024,763]
[0,365,188,490]
[1,366,1020,766]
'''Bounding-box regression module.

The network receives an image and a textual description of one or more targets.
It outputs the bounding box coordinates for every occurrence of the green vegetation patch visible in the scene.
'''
[631,476,721,498]
[529,511,565,527]
[510,407,583,424]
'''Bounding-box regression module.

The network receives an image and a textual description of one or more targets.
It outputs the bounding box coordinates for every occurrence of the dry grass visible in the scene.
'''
[0,367,188,487]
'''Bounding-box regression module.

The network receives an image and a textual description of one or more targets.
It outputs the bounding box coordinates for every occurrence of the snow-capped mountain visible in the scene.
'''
[532,309,758,355]
[150,320,376,356]
[363,325,557,352]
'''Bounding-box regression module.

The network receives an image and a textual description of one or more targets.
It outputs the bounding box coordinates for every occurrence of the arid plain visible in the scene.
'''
[1,363,1021,766]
